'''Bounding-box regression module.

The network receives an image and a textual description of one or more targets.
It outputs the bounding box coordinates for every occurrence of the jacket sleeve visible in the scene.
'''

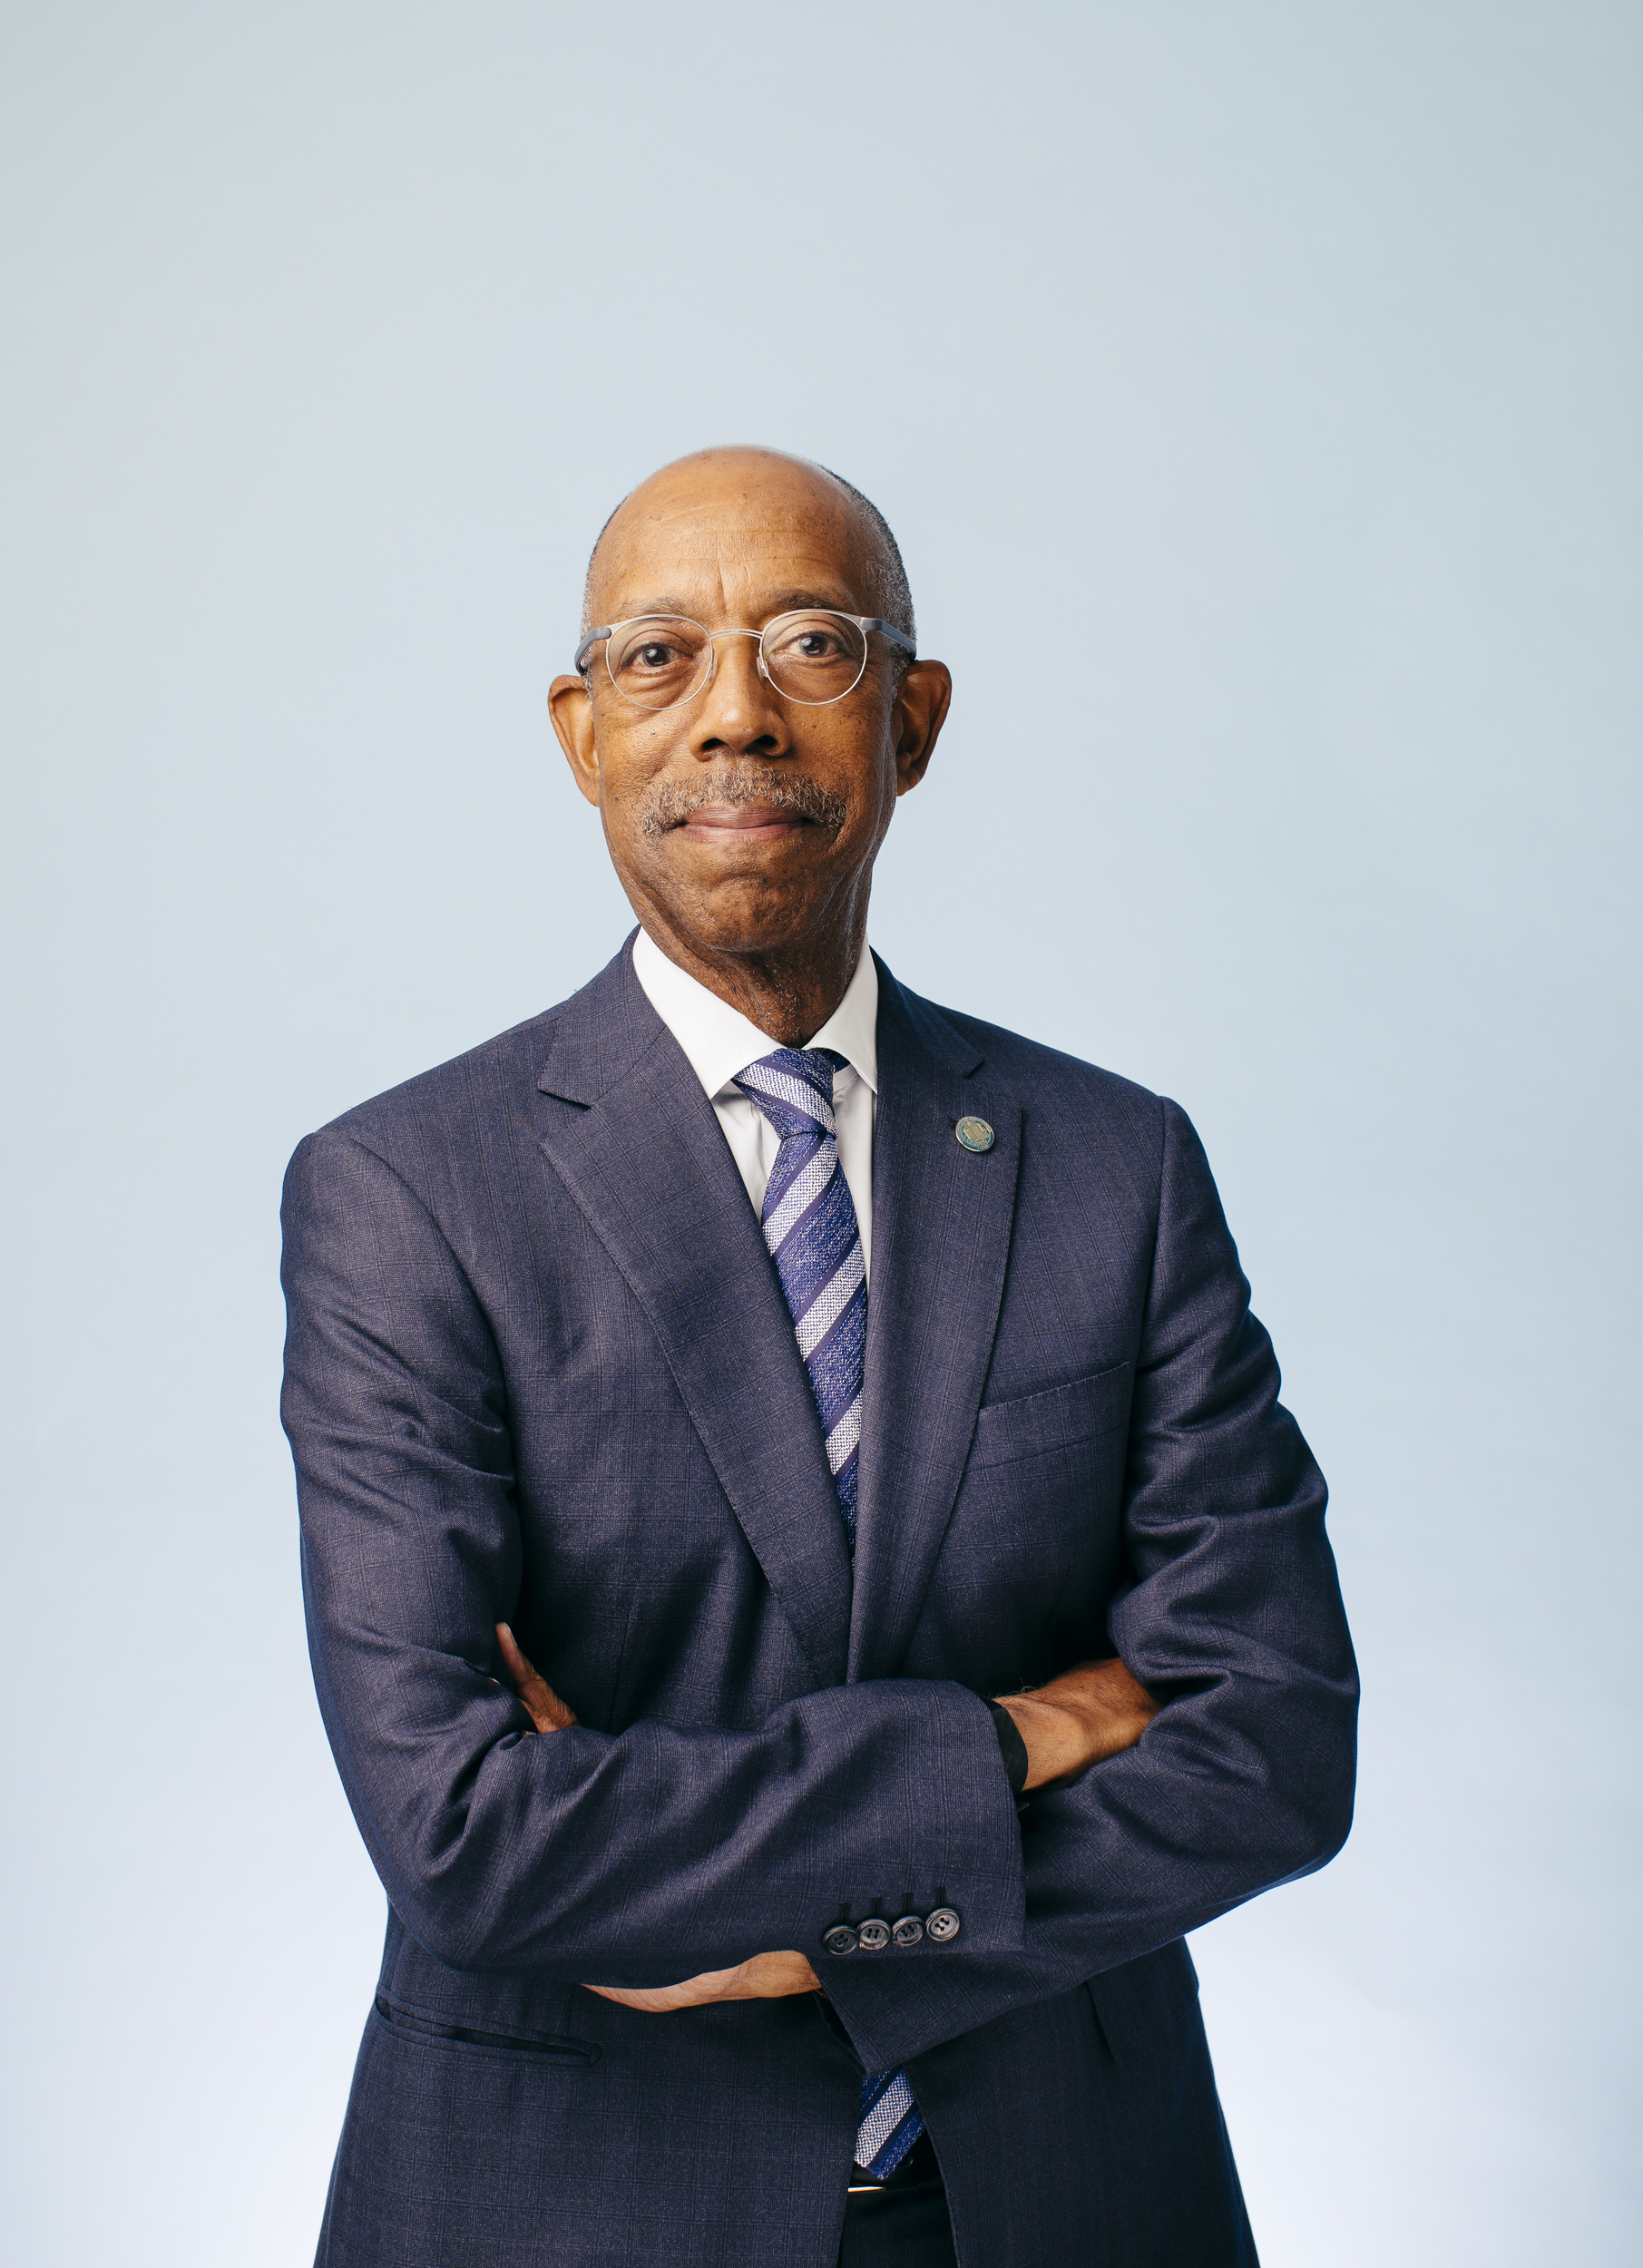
[280,1126,1025,1985]
[821,1097,1359,2072]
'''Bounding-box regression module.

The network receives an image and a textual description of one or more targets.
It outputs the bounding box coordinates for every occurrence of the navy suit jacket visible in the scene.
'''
[280,940,1357,2268]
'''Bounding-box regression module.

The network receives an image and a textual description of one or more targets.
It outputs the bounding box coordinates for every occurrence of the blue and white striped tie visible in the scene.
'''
[734,1047,926,2184]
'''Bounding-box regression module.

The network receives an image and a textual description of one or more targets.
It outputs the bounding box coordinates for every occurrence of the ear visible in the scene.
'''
[548,673,601,807]
[891,659,953,796]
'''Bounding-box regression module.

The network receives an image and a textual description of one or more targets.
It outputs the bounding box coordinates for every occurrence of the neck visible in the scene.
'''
[637,909,866,1050]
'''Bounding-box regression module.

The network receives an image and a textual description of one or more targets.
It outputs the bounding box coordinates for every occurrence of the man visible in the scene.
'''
[281,445,1356,2268]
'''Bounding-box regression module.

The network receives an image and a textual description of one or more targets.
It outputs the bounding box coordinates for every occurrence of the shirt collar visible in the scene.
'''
[631,926,879,1103]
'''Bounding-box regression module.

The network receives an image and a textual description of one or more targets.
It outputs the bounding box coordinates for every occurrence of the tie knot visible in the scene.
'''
[733,1047,844,1140]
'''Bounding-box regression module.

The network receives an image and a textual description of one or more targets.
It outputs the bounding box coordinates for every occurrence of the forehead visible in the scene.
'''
[591,462,870,621]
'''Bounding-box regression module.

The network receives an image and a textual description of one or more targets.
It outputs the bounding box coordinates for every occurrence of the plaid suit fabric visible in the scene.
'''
[280,938,1354,2267]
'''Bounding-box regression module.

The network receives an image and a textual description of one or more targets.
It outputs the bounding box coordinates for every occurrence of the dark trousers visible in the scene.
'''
[838,2176,957,2267]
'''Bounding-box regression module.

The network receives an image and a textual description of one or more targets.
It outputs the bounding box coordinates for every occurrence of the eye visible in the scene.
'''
[760,612,869,700]
[611,624,704,677]
[766,618,855,661]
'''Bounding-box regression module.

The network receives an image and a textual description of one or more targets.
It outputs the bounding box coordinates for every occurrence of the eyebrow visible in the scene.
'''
[608,588,860,626]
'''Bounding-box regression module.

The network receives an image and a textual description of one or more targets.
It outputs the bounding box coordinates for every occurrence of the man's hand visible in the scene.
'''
[995,1656,1160,1791]
[495,1630,1151,2007]
[495,1623,578,1731]
[582,1950,821,2013]
[494,1628,812,2012]
[581,1665,1159,2013]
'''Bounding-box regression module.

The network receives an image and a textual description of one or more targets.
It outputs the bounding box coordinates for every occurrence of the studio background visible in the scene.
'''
[3,4,1638,2262]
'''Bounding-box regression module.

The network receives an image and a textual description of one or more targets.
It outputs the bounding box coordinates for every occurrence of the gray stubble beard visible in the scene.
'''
[638,765,848,842]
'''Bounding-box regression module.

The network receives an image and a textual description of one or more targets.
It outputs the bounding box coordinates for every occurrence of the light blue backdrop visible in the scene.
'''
[3,4,1638,2262]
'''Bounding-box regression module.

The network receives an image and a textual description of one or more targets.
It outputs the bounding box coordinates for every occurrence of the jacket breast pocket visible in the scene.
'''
[968,1362,1133,1471]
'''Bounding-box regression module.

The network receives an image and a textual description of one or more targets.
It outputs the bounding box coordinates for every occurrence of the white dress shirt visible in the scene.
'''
[631,927,878,1280]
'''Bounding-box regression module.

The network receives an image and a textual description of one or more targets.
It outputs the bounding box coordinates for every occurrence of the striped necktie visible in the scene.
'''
[733,1047,926,2184]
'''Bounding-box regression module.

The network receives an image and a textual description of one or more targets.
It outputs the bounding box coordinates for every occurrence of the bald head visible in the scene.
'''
[579,446,915,650]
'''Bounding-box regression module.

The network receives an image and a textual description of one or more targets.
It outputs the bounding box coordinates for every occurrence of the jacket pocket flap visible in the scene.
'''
[969,1363,1133,1471]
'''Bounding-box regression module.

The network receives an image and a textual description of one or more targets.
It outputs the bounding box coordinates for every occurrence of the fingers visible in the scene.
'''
[494,1622,579,1733]
[582,1981,705,2013]
[582,1963,742,2013]
[580,1954,821,2014]
[737,1951,820,1997]
[495,1620,539,1685]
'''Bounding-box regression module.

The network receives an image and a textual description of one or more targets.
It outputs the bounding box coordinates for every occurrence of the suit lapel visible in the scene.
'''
[533,943,854,1688]
[847,962,1022,1681]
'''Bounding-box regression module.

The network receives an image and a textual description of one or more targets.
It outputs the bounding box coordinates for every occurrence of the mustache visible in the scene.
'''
[639,767,848,841]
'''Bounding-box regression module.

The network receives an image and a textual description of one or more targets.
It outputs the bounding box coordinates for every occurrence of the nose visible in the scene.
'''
[689,631,790,763]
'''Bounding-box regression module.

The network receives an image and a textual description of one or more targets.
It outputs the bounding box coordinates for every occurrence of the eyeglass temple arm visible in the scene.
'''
[861,619,916,656]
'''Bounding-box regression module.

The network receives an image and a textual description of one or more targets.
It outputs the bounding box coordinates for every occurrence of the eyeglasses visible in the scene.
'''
[573,611,916,711]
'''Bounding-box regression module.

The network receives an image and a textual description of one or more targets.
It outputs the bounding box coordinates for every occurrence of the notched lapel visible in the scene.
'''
[848,965,1022,1682]
[534,947,853,1688]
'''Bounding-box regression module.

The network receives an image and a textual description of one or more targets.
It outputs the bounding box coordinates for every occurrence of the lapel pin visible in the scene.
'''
[954,1116,995,1153]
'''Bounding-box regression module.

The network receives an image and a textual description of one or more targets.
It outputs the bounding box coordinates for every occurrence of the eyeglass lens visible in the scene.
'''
[606,613,870,709]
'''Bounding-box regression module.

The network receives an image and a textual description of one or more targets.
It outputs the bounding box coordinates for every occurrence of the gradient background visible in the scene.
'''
[3,4,1638,2261]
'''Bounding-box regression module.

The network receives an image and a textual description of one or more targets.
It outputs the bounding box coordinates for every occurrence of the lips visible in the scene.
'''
[677,802,808,836]
[638,767,847,842]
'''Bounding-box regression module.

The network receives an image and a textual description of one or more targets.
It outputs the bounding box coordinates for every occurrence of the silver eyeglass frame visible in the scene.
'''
[573,611,916,710]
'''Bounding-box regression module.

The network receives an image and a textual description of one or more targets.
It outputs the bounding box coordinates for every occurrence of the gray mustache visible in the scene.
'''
[640,767,848,841]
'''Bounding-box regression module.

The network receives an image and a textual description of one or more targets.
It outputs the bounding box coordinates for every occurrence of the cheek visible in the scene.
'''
[809,721,896,801]
[592,728,683,819]
[850,759,902,842]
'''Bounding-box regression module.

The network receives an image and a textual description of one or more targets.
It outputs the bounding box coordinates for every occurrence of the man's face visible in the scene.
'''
[549,452,951,970]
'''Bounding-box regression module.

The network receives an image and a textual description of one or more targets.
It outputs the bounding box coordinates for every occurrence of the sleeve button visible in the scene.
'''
[891,1916,924,1948]
[822,1925,859,1956]
[925,1907,962,1944]
[856,1917,891,1951]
